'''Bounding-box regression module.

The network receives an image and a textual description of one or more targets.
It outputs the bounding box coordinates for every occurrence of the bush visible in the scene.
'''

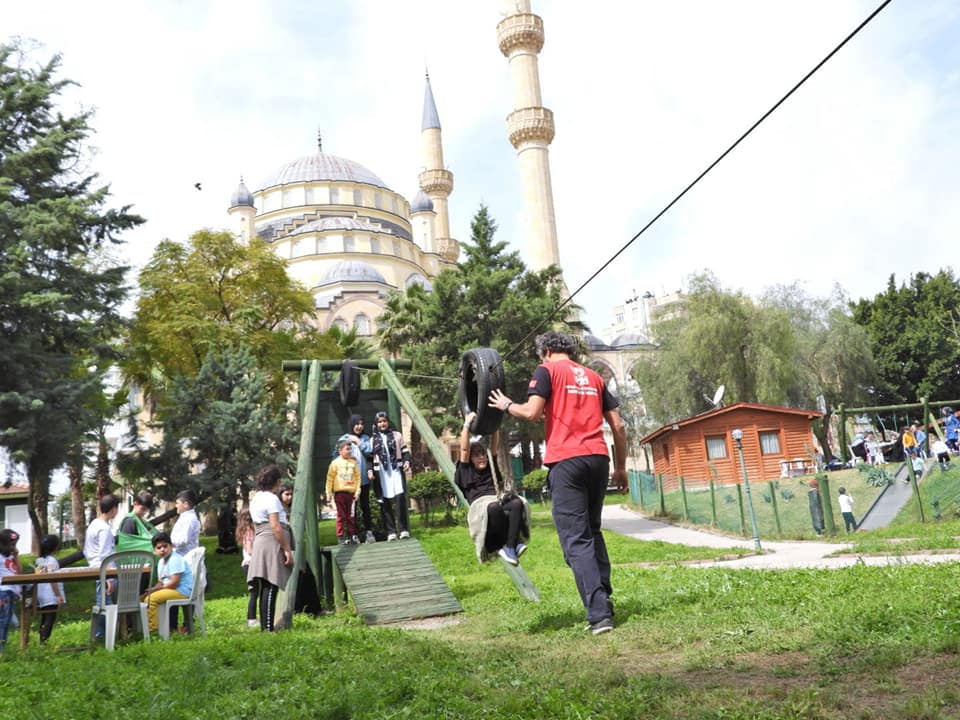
[866,466,893,487]
[407,471,456,527]
[523,468,548,490]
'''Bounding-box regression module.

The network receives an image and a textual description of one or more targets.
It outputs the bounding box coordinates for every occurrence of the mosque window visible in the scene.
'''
[616,312,624,324]
[329,187,340,204]
[353,314,371,336]
[391,196,399,214]
[291,238,314,258]
[317,236,328,253]
[343,235,355,252]
[392,239,401,257]
[304,187,314,204]
[332,318,348,332]
[375,192,383,210]
[283,189,296,207]
[370,237,381,254]
[353,188,363,206]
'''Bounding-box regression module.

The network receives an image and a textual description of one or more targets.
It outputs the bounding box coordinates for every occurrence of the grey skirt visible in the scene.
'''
[247,522,292,588]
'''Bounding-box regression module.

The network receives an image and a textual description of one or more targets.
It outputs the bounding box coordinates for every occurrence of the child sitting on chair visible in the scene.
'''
[143,532,193,634]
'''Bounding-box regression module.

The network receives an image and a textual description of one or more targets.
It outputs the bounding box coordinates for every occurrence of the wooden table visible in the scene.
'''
[1,565,147,650]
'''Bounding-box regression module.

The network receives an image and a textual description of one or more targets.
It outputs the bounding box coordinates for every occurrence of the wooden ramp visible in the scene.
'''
[331,539,462,625]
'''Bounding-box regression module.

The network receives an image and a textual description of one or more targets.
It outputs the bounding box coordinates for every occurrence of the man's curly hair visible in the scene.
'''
[535,331,578,360]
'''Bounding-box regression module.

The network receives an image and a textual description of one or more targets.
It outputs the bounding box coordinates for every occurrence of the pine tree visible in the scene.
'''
[0,42,142,538]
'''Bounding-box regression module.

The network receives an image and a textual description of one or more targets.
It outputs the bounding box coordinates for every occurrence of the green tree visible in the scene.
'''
[851,270,960,404]
[0,42,141,538]
[376,204,578,438]
[125,229,340,409]
[141,346,295,534]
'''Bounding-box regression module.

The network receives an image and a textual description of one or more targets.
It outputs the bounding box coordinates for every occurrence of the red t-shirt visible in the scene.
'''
[528,359,618,464]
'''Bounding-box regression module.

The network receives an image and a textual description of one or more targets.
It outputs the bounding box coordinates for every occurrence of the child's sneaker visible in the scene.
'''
[588,617,614,635]
[365,531,376,543]
[498,546,519,566]
[351,535,360,545]
[516,543,528,558]
[399,530,411,539]
[387,533,398,542]
[337,536,346,545]
[247,619,259,628]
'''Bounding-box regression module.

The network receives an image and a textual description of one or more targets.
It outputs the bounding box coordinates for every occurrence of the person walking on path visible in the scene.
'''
[837,487,857,532]
[489,330,627,635]
[807,479,825,536]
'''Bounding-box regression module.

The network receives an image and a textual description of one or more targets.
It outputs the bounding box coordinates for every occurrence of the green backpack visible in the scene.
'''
[116,512,157,553]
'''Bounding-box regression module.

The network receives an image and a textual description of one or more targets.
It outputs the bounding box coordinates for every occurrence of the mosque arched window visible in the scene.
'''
[353,189,363,206]
[332,318,348,332]
[353,314,371,336]
[329,187,340,204]
[343,235,355,252]
[370,237,381,254]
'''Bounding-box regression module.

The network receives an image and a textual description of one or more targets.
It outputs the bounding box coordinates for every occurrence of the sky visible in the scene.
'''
[5,0,960,338]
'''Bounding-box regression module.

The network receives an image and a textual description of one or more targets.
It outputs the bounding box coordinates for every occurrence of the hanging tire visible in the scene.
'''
[339,360,361,406]
[458,347,505,435]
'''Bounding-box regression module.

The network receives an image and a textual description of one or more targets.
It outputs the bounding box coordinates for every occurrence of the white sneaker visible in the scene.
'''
[247,619,258,628]
[365,531,376,543]
[387,533,398,541]
[399,530,411,539]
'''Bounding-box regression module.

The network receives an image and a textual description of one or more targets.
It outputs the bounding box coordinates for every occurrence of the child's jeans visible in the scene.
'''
[0,589,17,650]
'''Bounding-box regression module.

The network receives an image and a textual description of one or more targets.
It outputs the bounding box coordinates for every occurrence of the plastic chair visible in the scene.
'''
[89,550,154,651]
[158,546,206,640]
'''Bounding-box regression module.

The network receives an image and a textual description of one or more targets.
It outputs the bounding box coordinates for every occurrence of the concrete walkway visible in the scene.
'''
[602,504,960,570]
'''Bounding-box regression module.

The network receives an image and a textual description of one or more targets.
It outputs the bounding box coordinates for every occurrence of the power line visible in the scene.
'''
[500,0,895,364]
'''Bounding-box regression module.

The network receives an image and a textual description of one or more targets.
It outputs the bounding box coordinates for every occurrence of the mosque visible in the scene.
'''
[222,0,564,346]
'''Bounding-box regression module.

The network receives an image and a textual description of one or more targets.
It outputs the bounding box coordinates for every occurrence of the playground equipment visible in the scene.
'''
[278,358,539,628]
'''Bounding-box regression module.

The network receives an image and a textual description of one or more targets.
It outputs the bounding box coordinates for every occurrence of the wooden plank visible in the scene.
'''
[331,539,462,625]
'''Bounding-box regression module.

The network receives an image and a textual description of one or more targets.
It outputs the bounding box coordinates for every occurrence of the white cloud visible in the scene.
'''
[5,0,959,337]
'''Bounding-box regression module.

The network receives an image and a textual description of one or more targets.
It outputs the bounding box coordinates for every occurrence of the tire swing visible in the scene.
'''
[339,360,361,407]
[458,347,506,435]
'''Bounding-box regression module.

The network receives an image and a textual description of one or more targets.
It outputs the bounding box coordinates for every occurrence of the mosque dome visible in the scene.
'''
[410,190,434,213]
[611,333,647,348]
[405,273,433,291]
[229,179,254,208]
[584,333,612,351]
[319,260,388,286]
[257,153,390,191]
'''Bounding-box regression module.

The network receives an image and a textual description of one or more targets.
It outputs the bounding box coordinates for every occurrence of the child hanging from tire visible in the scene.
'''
[456,412,530,565]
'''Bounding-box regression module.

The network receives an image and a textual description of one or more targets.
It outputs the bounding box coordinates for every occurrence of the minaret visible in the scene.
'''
[228,177,256,242]
[497,1,560,272]
[418,73,458,261]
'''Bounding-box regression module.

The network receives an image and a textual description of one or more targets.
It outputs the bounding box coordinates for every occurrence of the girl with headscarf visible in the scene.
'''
[369,411,411,541]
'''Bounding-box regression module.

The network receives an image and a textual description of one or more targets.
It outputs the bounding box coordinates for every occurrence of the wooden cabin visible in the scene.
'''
[640,402,823,489]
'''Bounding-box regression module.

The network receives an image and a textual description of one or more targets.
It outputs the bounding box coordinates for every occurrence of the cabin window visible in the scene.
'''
[759,430,781,455]
[705,436,728,459]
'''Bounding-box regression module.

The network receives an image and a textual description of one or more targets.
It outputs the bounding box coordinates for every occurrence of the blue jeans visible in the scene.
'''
[548,454,613,624]
[93,580,115,637]
[0,589,16,650]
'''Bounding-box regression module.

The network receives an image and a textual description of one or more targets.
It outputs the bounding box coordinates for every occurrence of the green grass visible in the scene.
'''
[5,513,960,719]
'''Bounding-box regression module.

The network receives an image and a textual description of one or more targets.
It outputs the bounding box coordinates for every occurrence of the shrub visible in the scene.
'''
[866,466,893,487]
[407,471,456,527]
[523,468,548,490]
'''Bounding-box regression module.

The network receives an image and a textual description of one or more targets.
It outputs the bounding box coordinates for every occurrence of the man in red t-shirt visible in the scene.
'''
[489,331,627,635]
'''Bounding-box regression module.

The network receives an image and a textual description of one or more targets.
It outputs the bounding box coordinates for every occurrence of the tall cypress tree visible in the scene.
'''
[0,42,142,538]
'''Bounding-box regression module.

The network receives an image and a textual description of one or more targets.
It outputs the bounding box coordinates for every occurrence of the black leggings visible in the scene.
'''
[38,605,57,643]
[483,496,525,553]
[255,578,279,631]
[245,572,257,622]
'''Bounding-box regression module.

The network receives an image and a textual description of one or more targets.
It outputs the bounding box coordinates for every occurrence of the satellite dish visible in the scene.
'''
[712,385,725,408]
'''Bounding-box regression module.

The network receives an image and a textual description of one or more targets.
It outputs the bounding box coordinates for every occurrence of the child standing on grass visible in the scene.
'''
[327,439,361,545]
[837,487,857,532]
[0,529,21,652]
[35,534,64,644]
[143,531,193,634]
[236,508,258,627]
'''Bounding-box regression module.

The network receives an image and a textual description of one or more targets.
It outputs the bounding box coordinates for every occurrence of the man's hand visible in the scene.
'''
[488,388,512,410]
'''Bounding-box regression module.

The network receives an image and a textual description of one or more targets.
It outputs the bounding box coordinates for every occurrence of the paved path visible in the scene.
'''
[602,504,960,570]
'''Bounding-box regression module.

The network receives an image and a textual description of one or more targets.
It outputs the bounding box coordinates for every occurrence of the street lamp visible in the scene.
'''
[731,429,762,550]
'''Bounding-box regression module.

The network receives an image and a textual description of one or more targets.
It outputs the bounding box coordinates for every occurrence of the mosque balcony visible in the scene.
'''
[497,13,544,56]
[418,168,453,196]
[436,237,459,262]
[507,106,555,148]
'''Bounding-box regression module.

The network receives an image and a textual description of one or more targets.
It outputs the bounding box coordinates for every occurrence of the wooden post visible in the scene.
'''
[658,474,666,516]
[838,403,847,464]
[769,479,782,536]
[709,478,717,526]
[818,473,836,536]
[280,360,323,626]
[737,484,746,536]
[921,396,930,455]
[680,476,688,521]
[905,458,926,523]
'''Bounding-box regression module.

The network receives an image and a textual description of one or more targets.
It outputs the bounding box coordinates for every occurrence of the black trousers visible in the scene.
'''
[548,454,612,625]
[38,605,57,643]
[483,496,525,553]
[379,493,409,535]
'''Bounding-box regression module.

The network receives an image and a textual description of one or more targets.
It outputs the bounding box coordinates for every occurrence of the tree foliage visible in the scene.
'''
[851,270,960,404]
[0,42,141,537]
[125,229,340,409]
[376,204,578,437]
[635,275,875,460]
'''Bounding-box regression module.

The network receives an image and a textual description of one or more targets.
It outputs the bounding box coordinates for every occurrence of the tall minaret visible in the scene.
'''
[418,73,458,261]
[497,1,560,272]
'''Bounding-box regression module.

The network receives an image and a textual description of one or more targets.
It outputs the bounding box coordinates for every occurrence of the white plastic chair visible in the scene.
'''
[158,546,206,640]
[89,550,154,651]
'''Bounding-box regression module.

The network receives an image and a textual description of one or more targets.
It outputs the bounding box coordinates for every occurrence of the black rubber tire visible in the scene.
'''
[339,360,361,406]
[458,347,505,435]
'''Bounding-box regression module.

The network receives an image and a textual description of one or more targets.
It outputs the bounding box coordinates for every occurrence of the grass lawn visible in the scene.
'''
[4,507,960,719]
